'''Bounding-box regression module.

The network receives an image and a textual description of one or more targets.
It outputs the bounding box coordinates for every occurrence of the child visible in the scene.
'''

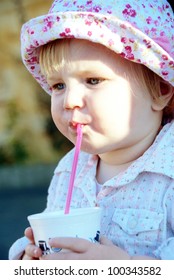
[9,0,174,260]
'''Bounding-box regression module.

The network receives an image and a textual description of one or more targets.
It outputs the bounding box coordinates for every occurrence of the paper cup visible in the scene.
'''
[27,207,101,255]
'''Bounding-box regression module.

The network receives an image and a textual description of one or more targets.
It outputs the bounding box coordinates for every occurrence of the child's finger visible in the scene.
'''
[49,237,91,253]
[24,244,42,259]
[99,236,114,246]
[24,227,34,242]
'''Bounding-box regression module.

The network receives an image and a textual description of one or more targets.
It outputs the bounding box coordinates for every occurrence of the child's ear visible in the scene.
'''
[152,81,174,111]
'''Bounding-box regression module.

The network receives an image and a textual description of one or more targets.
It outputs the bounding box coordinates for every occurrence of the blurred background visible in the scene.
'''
[0,0,73,259]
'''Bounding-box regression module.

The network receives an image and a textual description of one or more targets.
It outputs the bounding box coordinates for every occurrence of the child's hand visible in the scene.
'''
[40,236,130,260]
[22,227,42,260]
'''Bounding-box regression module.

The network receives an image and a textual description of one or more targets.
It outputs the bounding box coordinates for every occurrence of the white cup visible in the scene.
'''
[27,207,101,255]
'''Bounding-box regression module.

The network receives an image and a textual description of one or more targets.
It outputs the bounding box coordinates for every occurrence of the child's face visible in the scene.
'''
[47,39,161,157]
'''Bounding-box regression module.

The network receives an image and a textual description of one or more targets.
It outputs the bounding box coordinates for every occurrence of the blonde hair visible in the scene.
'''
[39,39,174,122]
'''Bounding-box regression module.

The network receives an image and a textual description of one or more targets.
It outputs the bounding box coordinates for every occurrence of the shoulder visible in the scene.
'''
[143,121,174,178]
[160,120,174,141]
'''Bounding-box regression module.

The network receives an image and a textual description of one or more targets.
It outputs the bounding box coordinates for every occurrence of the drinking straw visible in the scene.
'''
[64,123,83,214]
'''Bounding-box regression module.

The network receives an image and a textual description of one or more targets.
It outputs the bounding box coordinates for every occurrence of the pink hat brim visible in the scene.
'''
[21,12,174,94]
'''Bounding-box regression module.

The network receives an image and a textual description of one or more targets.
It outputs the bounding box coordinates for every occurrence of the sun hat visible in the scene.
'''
[21,0,174,95]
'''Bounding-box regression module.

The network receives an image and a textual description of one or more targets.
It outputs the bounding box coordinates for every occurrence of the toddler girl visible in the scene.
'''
[9,0,174,260]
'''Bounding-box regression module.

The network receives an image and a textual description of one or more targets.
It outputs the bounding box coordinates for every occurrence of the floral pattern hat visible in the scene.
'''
[21,0,174,94]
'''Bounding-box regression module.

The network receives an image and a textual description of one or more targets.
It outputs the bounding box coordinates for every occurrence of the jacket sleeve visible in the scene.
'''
[153,181,174,260]
[154,238,174,259]
[8,236,29,260]
[8,167,60,259]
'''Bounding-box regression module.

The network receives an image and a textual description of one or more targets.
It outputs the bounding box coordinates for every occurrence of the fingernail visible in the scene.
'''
[48,238,53,245]
[34,249,38,257]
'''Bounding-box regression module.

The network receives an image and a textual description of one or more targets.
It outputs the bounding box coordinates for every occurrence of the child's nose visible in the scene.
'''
[63,86,84,110]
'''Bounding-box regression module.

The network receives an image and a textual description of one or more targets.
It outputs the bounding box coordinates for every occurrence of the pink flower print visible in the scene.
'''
[65,28,71,33]
[87,31,92,36]
[59,28,71,36]
[159,62,166,69]
[94,18,101,26]
[93,5,102,13]
[154,20,159,27]
[26,56,38,65]
[121,37,127,44]
[129,38,135,43]
[126,54,134,60]
[162,71,169,76]
[85,19,92,26]
[59,28,75,38]
[146,16,152,24]
[26,42,39,52]
[77,5,85,10]
[44,17,54,29]
[122,9,129,16]
[169,61,174,68]
[125,46,132,53]
[63,2,70,7]
[33,40,40,47]
[30,56,38,63]
[43,17,54,32]
[107,9,112,15]
[162,55,168,61]
[129,9,136,17]
[47,21,53,29]
[144,27,150,36]
[158,6,163,13]
[123,37,133,46]
[108,39,114,46]
[121,46,134,60]
[145,235,152,242]
[151,27,157,33]
[42,26,47,32]
[122,4,137,18]
[120,52,126,58]
[143,39,152,49]
[59,32,66,36]
[120,23,127,29]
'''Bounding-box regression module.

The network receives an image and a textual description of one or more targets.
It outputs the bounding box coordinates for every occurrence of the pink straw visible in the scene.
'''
[64,123,83,214]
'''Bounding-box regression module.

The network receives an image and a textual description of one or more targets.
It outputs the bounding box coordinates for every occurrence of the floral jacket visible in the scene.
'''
[9,121,174,259]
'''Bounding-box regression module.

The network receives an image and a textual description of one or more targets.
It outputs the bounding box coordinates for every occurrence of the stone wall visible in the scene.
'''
[0,0,59,166]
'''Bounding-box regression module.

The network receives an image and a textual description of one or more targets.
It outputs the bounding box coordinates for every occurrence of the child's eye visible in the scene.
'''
[52,83,66,91]
[86,78,104,85]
